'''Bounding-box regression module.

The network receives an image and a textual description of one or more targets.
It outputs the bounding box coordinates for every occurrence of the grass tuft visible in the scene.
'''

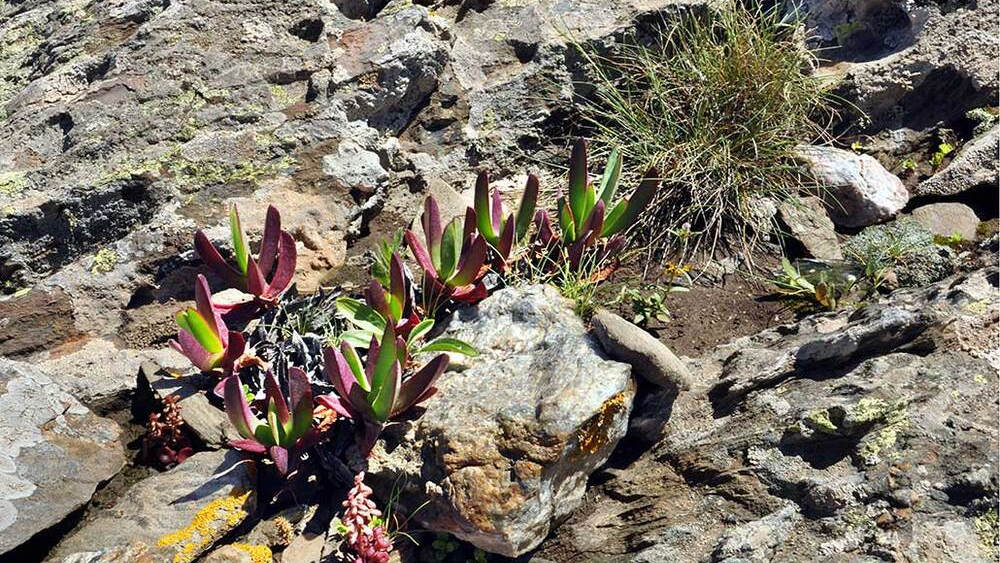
[575,3,834,259]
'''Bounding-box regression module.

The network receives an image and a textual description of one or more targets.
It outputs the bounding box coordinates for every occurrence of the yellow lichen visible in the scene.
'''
[231,542,273,563]
[90,247,118,274]
[156,490,253,563]
[576,392,627,454]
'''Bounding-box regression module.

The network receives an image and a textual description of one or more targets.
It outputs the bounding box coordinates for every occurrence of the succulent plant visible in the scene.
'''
[224,367,322,475]
[317,323,450,455]
[338,472,393,563]
[171,274,246,373]
[195,204,297,314]
[473,171,538,268]
[404,197,489,307]
[534,139,659,268]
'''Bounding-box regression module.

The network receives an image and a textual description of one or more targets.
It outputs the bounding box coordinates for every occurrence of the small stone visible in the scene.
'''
[777,196,843,260]
[909,203,981,241]
[796,145,909,228]
[592,309,692,391]
[322,140,388,193]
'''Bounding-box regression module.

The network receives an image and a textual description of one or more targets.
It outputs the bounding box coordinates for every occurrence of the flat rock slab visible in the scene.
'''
[0,359,125,556]
[367,285,634,557]
[50,449,256,563]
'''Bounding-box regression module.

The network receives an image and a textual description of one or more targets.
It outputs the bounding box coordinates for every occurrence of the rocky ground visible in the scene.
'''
[0,0,997,561]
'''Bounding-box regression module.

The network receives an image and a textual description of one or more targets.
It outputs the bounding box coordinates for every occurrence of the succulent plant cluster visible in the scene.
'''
[164,138,657,561]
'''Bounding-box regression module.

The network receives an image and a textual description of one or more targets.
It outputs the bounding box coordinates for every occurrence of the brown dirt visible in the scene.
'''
[647,276,794,357]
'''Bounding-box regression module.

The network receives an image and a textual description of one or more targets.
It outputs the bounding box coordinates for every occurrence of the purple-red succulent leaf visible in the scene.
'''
[263,370,291,428]
[264,231,296,298]
[516,174,539,241]
[462,207,477,242]
[404,230,439,280]
[171,333,219,372]
[365,280,392,320]
[194,230,244,288]
[388,253,408,321]
[557,196,576,243]
[450,235,487,287]
[421,196,442,264]
[245,256,267,298]
[534,210,556,246]
[568,138,589,233]
[222,331,246,375]
[269,445,290,475]
[581,199,606,246]
[316,394,356,419]
[393,353,449,417]
[497,214,515,259]
[490,189,504,235]
[229,438,268,454]
[257,205,281,278]
[224,375,261,440]
[288,367,314,442]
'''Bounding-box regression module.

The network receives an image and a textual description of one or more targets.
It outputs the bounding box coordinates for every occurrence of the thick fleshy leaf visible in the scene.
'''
[264,231,296,298]
[257,205,281,278]
[369,361,400,423]
[194,274,227,348]
[393,353,448,417]
[581,199,606,246]
[421,196,442,265]
[598,147,622,205]
[229,438,268,454]
[229,205,250,276]
[269,445,290,475]
[368,324,399,402]
[450,235,487,287]
[245,256,268,298]
[490,189,504,236]
[316,394,355,419]
[602,167,660,237]
[337,296,386,335]
[568,138,589,233]
[365,280,391,320]
[448,281,488,303]
[557,196,576,243]
[341,340,370,391]
[406,318,434,349]
[221,331,246,374]
[388,253,409,321]
[474,171,495,242]
[602,200,628,238]
[339,329,374,349]
[462,207,477,241]
[194,230,244,288]
[288,367,314,442]
[172,332,219,372]
[496,214,515,260]
[515,174,539,241]
[438,219,462,280]
[418,337,478,357]
[534,210,556,246]
[224,375,260,440]
[179,308,223,355]
[263,370,291,428]
[404,230,439,279]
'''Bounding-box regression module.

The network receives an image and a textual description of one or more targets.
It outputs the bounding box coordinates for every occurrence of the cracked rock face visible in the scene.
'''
[365,285,635,557]
[537,267,999,562]
[0,359,125,556]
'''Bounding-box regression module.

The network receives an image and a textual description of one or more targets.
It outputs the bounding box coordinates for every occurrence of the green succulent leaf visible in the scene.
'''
[180,308,223,354]
[439,219,462,280]
[229,205,250,276]
[339,329,374,349]
[418,337,478,357]
[341,341,370,392]
[598,147,622,204]
[407,319,435,349]
[336,297,386,335]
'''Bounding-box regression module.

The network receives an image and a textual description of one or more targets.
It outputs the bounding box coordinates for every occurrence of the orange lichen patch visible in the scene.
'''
[156,490,253,563]
[576,392,627,455]
[231,542,273,563]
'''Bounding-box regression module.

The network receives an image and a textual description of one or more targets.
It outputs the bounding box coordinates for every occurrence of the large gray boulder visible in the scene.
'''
[50,449,256,563]
[366,285,634,557]
[536,267,999,562]
[0,359,126,556]
[796,145,909,228]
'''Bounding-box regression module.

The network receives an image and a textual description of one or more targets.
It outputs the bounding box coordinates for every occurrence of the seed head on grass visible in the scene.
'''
[575,3,834,260]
